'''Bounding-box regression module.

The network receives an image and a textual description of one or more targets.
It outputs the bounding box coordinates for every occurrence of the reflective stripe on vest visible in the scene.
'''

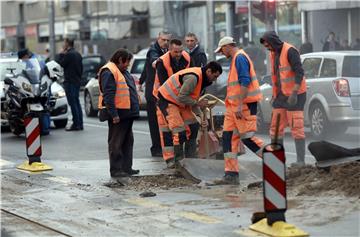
[158,67,203,107]
[97,62,130,109]
[226,49,262,107]
[270,42,307,97]
[153,51,191,98]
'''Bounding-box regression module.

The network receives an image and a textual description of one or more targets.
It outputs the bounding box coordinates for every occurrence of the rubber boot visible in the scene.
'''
[293,139,306,167]
[185,139,198,158]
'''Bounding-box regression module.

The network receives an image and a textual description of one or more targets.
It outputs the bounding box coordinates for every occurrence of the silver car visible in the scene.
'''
[84,55,147,117]
[258,51,360,138]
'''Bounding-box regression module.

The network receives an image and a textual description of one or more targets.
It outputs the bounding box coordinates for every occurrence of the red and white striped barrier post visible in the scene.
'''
[17,113,52,172]
[24,115,42,163]
[263,143,286,225]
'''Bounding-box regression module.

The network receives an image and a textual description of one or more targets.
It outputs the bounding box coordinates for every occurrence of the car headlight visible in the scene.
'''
[22,82,32,93]
[54,90,66,98]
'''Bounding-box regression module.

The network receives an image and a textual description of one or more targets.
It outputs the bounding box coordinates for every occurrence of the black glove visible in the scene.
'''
[287,91,298,106]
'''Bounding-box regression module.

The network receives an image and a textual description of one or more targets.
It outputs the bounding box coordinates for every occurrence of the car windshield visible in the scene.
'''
[342,56,360,77]
[20,58,42,84]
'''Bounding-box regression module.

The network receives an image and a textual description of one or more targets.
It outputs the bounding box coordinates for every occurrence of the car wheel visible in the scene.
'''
[310,103,329,139]
[53,119,68,128]
[84,91,98,117]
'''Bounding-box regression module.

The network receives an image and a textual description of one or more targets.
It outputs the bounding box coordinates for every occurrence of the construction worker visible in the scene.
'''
[157,62,223,168]
[152,39,194,162]
[214,36,263,185]
[140,31,171,157]
[260,31,307,166]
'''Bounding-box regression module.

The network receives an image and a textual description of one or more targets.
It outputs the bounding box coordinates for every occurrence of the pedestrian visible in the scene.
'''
[260,31,307,167]
[340,39,351,50]
[157,62,222,168]
[322,32,340,51]
[213,36,264,185]
[56,38,83,131]
[98,48,140,178]
[152,39,193,162]
[140,31,171,157]
[184,32,207,67]
[299,37,313,54]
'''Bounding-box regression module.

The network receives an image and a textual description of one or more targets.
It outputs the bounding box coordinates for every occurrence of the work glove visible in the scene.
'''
[287,91,298,106]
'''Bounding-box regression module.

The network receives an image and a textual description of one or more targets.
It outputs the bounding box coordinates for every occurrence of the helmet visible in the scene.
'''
[45,60,63,80]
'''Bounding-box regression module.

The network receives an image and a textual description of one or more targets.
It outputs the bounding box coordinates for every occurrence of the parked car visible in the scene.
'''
[258,51,360,138]
[84,54,147,117]
[0,54,68,129]
[81,55,106,87]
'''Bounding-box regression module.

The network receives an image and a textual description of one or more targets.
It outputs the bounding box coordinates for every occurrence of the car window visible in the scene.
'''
[302,58,321,78]
[319,58,337,78]
[342,56,360,77]
[130,59,146,74]
[82,57,105,73]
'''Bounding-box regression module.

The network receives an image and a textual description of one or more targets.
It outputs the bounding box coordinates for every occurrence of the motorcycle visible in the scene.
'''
[3,59,63,136]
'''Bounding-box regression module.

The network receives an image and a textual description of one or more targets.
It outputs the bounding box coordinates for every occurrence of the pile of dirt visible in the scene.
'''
[127,174,197,191]
[287,162,360,197]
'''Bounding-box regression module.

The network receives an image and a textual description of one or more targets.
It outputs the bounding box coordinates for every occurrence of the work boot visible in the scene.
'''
[174,145,184,162]
[293,139,306,167]
[213,173,239,185]
[185,139,198,158]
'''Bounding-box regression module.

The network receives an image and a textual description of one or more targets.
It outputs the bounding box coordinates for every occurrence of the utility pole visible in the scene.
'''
[48,0,56,60]
[207,1,215,61]
[225,2,234,37]
[248,0,253,42]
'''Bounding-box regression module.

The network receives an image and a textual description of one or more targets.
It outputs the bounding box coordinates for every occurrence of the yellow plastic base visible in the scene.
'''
[17,161,53,172]
[249,218,309,237]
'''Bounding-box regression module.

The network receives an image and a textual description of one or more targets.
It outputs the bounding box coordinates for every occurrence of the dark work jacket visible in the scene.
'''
[56,48,83,85]
[156,54,193,85]
[141,41,166,100]
[188,45,207,67]
[100,69,140,120]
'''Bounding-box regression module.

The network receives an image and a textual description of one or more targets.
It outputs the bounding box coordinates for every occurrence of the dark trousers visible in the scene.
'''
[146,96,161,154]
[64,82,83,128]
[107,119,134,175]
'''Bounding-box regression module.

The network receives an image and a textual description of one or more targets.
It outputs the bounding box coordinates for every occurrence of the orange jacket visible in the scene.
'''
[158,67,203,107]
[153,51,191,98]
[270,42,307,97]
[226,49,262,108]
[98,62,130,109]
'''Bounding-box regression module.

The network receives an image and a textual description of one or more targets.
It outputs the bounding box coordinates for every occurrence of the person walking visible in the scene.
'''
[98,49,140,178]
[322,32,340,51]
[184,32,207,67]
[214,36,264,185]
[157,62,223,168]
[260,31,307,167]
[140,31,171,157]
[56,38,83,131]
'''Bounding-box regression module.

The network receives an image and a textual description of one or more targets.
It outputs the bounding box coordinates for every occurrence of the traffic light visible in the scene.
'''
[252,0,276,22]
[265,0,276,20]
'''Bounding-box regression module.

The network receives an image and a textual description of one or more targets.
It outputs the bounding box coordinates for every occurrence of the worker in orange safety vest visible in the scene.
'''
[157,62,223,168]
[214,36,264,185]
[260,31,307,167]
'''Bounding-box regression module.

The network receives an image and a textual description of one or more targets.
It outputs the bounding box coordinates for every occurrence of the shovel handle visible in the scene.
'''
[274,113,281,145]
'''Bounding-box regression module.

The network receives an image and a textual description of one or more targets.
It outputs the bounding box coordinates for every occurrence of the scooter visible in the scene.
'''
[3,59,63,136]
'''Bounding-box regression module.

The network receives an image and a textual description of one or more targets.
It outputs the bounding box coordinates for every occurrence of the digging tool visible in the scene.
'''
[308,141,360,168]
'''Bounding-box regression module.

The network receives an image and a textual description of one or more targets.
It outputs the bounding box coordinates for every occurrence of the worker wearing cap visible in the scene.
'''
[214,36,263,185]
[157,62,223,168]
[260,31,307,166]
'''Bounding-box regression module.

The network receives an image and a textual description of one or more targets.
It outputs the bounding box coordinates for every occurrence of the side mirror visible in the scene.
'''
[4,78,13,85]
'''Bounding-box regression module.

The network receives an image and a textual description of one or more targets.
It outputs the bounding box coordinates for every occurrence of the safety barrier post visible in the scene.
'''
[249,114,308,237]
[17,113,52,172]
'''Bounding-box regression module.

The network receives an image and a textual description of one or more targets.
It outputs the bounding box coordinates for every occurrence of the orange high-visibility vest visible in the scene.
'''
[98,62,130,109]
[158,67,203,107]
[226,49,262,107]
[270,42,307,97]
[153,51,191,98]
